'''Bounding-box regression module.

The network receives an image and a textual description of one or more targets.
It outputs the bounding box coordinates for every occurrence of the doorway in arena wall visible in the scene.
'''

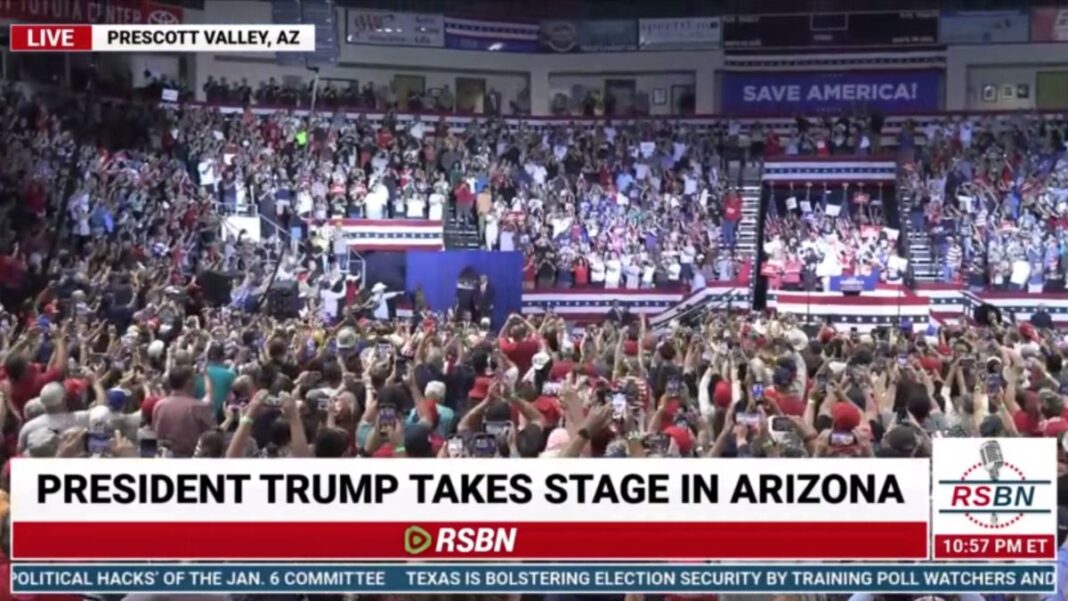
[456,77,486,114]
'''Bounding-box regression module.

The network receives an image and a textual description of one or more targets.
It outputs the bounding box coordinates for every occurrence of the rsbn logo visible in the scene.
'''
[940,440,1052,529]
[404,525,517,555]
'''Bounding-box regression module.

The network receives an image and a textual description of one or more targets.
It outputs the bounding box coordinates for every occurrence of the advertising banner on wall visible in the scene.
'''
[579,19,637,52]
[723,11,939,49]
[721,70,943,116]
[444,17,540,52]
[345,10,444,47]
[540,20,579,52]
[540,20,637,52]
[939,10,1029,44]
[1031,8,1068,42]
[638,17,721,50]
[0,0,182,24]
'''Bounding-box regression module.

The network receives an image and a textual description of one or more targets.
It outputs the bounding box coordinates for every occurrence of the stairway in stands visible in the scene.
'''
[734,184,761,259]
[724,163,762,260]
[443,215,481,250]
[906,229,939,281]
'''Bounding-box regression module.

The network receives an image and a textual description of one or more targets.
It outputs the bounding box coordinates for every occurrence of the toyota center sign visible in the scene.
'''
[0,0,183,25]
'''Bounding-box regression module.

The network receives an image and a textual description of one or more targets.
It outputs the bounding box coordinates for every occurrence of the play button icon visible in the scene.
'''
[404,525,432,555]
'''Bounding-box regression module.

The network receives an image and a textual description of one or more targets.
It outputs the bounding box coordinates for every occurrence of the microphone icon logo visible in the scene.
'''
[979,440,1005,524]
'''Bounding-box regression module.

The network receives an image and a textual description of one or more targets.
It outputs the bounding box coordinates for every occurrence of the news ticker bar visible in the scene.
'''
[10,564,1057,595]
[8,25,316,52]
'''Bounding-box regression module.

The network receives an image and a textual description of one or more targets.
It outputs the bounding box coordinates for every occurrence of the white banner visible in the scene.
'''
[638,17,720,50]
[931,438,1057,560]
[345,9,444,47]
[14,458,929,523]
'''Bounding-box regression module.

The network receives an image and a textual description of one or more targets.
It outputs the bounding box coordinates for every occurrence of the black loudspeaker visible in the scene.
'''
[974,303,1003,327]
[200,271,234,307]
[267,280,300,319]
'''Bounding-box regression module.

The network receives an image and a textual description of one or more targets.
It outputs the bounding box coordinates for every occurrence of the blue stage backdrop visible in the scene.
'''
[406,250,523,329]
[360,251,408,293]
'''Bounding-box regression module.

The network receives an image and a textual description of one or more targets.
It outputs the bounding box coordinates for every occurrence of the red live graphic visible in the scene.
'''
[9,25,93,51]
[935,535,1055,559]
[12,521,929,560]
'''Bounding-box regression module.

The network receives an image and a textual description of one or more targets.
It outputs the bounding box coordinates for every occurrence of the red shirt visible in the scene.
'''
[376,129,393,149]
[1013,409,1042,437]
[549,360,575,382]
[767,390,805,416]
[454,184,475,207]
[1043,417,1068,438]
[23,182,45,215]
[573,262,589,286]
[3,363,62,417]
[724,194,742,222]
[0,255,26,288]
[500,336,540,374]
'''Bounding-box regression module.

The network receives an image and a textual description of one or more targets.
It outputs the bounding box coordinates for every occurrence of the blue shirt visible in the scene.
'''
[406,405,456,439]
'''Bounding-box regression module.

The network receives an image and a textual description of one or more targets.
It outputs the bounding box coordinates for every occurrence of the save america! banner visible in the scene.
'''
[720,70,943,116]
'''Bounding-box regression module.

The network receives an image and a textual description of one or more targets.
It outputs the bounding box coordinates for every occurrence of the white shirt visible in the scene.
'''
[365,184,388,219]
[692,269,707,290]
[297,189,313,215]
[320,284,346,320]
[373,291,402,320]
[590,258,606,283]
[526,163,547,185]
[19,411,90,453]
[605,259,622,286]
[681,246,696,265]
[407,196,426,218]
[197,160,217,187]
[428,192,445,217]
[551,216,572,238]
[683,175,697,196]
[673,142,687,162]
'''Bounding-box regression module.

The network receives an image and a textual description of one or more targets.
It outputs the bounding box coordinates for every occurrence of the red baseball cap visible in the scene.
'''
[712,380,732,408]
[140,396,161,426]
[663,425,694,455]
[832,402,862,431]
[63,378,88,402]
[919,356,941,373]
[533,396,563,426]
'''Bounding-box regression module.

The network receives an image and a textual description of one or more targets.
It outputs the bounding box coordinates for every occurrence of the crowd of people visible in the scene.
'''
[900,114,1068,289]
[181,95,750,291]
[761,183,906,290]
[201,76,528,116]
[0,78,1067,601]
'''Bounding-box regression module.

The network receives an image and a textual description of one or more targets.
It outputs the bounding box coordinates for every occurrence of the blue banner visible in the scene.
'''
[721,70,942,116]
[444,17,540,52]
[11,563,1057,595]
[829,271,881,292]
